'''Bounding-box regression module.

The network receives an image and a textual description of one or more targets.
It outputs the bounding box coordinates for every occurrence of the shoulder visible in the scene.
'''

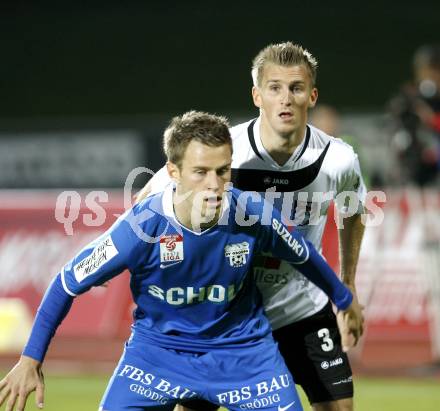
[229,186,262,204]
[229,187,267,221]
[309,125,358,172]
[230,118,256,143]
[149,167,173,195]
[133,190,163,212]
[124,191,169,234]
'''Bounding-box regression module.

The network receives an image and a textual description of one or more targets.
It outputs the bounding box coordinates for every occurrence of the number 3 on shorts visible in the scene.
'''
[317,328,334,352]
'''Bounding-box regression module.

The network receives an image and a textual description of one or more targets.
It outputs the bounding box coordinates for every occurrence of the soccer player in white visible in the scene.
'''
[138,42,366,411]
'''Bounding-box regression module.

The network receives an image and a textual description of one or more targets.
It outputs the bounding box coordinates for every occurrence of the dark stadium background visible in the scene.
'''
[1,1,439,119]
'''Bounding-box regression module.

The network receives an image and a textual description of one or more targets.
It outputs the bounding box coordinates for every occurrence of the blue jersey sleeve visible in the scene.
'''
[61,209,145,296]
[259,207,352,310]
[22,205,150,362]
[22,275,73,362]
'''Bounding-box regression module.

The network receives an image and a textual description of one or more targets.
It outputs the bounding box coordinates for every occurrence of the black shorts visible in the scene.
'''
[272,302,353,404]
[179,303,353,410]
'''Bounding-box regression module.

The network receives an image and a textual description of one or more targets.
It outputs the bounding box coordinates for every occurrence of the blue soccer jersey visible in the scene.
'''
[23,185,351,362]
[22,185,352,410]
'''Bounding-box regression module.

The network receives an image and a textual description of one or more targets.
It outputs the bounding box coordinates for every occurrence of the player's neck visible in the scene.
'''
[259,121,306,166]
[172,195,220,233]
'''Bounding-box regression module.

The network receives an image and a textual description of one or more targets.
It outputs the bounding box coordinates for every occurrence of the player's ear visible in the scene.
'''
[167,161,180,184]
[308,87,318,108]
[252,86,262,109]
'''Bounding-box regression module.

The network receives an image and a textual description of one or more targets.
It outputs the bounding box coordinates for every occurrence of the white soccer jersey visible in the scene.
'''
[144,117,366,330]
[230,117,366,329]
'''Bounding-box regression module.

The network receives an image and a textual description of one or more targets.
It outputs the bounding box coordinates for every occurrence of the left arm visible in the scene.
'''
[338,213,365,291]
[337,212,365,350]
[244,188,365,351]
[336,150,367,289]
[335,149,367,349]
[0,207,146,410]
[263,216,362,341]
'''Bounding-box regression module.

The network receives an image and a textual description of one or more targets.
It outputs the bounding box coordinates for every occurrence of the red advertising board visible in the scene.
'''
[1,189,439,370]
[350,189,440,368]
[0,191,133,344]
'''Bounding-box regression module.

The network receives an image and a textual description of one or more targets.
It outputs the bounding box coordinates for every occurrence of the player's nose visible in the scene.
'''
[206,171,221,191]
[280,88,292,105]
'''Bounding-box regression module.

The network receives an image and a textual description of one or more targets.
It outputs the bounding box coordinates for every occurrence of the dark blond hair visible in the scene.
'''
[251,42,318,87]
[163,110,231,167]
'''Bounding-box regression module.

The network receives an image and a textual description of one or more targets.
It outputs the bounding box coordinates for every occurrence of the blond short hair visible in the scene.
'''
[251,42,318,87]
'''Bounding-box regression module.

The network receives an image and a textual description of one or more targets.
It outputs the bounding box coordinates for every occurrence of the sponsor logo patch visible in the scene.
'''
[321,357,343,369]
[118,364,198,404]
[271,218,304,257]
[224,242,250,267]
[332,376,353,385]
[278,402,295,411]
[216,374,290,406]
[74,235,118,283]
[272,178,289,185]
[160,234,183,264]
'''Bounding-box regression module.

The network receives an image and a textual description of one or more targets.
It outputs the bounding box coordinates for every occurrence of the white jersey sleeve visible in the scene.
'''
[144,165,173,196]
[333,141,367,215]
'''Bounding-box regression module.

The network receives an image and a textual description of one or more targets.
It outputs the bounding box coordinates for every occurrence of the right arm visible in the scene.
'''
[0,208,145,410]
[0,275,72,411]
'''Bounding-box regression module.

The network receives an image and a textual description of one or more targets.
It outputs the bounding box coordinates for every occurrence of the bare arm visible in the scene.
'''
[337,213,365,350]
[338,213,365,290]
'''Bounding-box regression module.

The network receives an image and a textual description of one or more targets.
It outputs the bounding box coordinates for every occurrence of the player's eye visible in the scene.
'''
[217,167,230,176]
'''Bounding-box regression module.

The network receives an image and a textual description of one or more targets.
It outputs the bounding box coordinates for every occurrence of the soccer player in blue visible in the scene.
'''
[0,111,362,411]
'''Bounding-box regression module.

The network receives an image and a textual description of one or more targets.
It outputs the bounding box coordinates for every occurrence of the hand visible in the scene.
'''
[0,355,45,411]
[337,292,364,352]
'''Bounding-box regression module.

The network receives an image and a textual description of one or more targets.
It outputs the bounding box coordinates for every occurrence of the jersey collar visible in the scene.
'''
[249,117,311,169]
[162,184,231,236]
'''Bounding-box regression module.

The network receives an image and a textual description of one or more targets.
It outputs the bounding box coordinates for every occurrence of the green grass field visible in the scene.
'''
[2,375,438,411]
